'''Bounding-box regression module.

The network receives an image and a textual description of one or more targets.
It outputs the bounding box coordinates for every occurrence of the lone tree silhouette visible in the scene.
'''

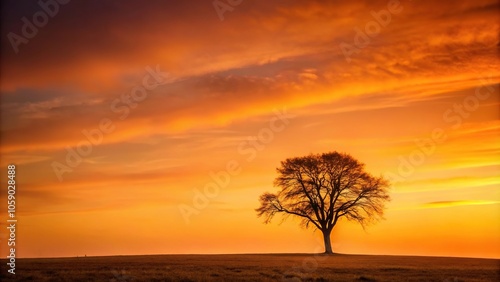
[256,151,390,254]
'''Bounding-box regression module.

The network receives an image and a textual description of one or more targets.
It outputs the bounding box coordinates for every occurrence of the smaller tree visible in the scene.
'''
[256,151,390,254]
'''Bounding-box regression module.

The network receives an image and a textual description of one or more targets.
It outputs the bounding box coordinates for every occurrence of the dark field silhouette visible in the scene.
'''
[1,254,499,281]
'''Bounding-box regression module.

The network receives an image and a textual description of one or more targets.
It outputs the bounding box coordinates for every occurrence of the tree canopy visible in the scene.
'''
[256,151,391,253]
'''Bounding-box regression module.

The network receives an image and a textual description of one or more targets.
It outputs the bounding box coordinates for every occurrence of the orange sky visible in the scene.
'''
[0,0,499,259]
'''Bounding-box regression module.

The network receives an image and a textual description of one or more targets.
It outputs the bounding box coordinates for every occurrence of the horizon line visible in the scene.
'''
[3,252,499,260]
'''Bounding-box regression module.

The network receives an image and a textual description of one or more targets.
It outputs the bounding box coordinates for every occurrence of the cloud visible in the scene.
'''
[422,200,500,209]
[0,154,51,165]
[1,0,498,92]
[394,175,500,194]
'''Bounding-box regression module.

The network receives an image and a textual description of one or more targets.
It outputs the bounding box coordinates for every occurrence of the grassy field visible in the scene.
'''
[1,254,499,281]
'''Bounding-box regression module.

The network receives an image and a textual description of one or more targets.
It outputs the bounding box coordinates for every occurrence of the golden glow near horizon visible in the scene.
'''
[0,0,499,259]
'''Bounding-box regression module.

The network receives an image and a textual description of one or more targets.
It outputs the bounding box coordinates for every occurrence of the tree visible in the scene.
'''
[256,151,390,254]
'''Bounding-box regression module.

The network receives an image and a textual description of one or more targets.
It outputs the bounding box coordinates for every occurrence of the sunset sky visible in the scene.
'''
[0,0,499,259]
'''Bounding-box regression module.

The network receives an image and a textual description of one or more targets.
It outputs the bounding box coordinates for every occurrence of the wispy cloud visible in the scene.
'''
[422,200,500,209]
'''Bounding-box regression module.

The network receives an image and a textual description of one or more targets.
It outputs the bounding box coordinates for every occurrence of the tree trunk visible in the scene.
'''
[322,229,333,254]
